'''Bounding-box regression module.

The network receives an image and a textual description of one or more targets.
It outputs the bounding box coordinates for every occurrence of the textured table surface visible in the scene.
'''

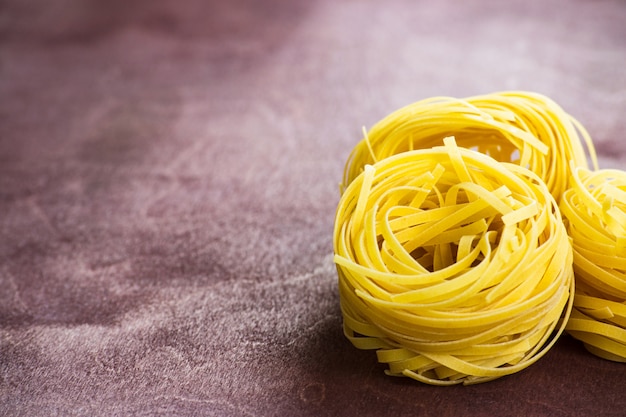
[1,0,626,416]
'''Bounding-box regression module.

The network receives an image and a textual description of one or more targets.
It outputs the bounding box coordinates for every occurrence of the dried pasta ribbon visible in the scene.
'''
[342,91,598,201]
[561,166,626,361]
[333,138,574,385]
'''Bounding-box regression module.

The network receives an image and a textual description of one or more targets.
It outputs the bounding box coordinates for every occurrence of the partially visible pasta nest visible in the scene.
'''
[560,167,626,362]
[341,91,597,200]
[334,137,573,385]
[333,90,626,385]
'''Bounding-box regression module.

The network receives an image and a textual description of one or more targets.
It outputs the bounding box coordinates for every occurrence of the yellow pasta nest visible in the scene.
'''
[342,91,597,201]
[561,167,626,361]
[333,137,574,385]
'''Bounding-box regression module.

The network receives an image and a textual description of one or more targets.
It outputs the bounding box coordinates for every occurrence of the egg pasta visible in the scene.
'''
[333,137,574,385]
[341,91,597,202]
[561,166,626,361]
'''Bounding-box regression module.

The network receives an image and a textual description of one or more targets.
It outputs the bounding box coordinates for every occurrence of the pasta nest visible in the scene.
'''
[341,91,597,201]
[561,167,626,362]
[333,137,574,385]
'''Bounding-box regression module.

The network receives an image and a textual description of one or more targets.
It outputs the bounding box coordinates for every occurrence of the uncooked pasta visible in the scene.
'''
[561,166,626,361]
[341,91,597,202]
[333,137,574,385]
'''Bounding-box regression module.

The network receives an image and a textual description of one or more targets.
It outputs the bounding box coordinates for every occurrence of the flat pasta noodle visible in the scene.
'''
[341,91,598,202]
[561,166,626,361]
[333,137,574,385]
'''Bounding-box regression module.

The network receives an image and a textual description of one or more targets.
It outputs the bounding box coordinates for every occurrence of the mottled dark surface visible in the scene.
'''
[1,0,625,416]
